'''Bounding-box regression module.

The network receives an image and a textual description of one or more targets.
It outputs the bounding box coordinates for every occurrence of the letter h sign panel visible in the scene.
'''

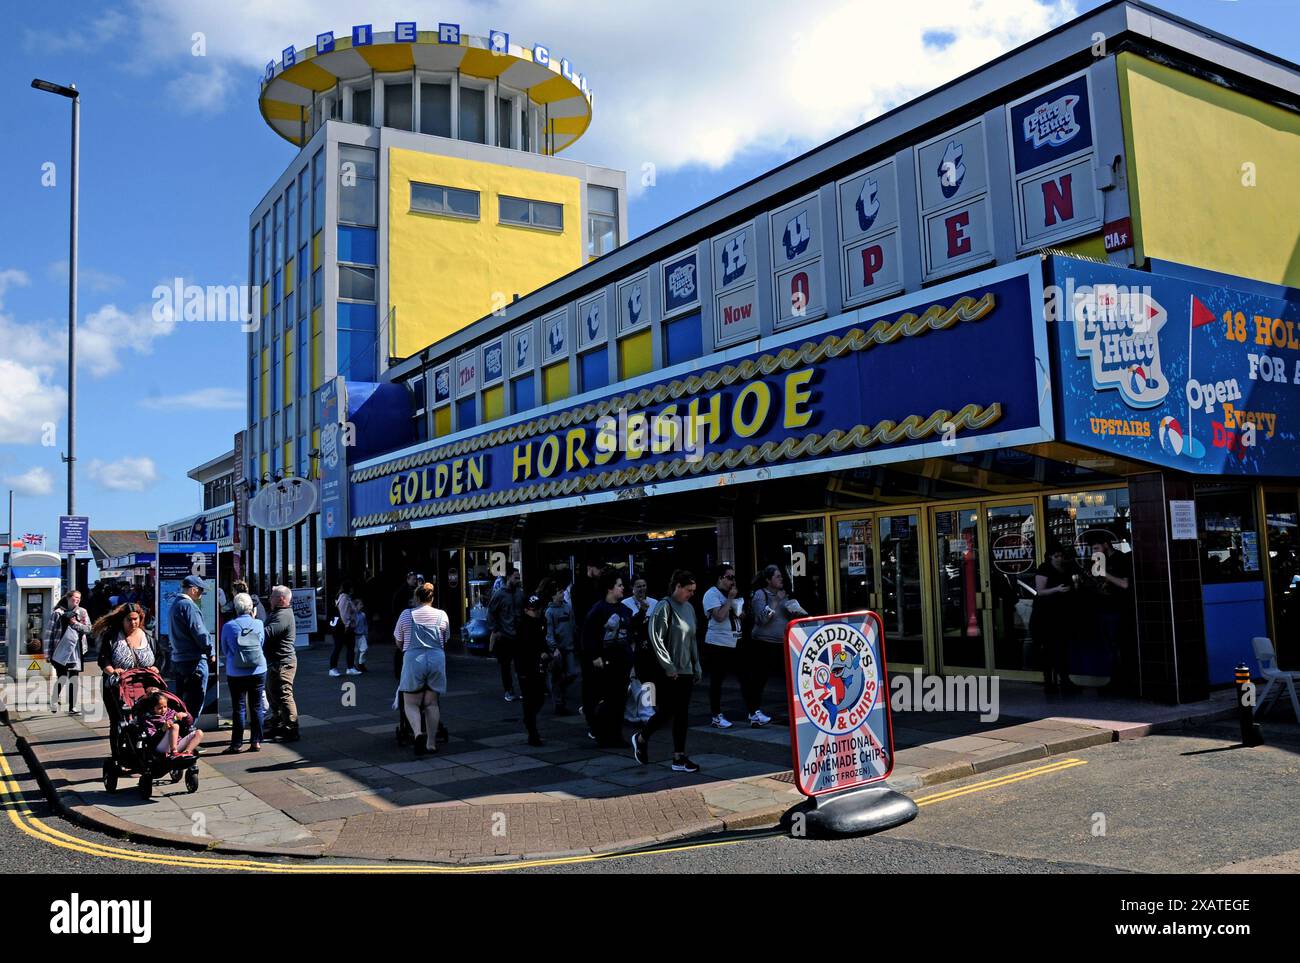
[1005,70,1104,252]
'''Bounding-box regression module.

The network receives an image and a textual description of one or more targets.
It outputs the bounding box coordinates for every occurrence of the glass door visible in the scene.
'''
[987,502,1038,676]
[933,505,986,671]
[835,512,925,668]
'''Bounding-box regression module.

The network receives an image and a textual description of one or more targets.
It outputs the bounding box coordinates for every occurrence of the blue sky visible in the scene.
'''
[1,0,1296,541]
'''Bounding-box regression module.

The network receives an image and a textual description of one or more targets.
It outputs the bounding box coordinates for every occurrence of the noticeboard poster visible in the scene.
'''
[291,588,317,645]
[155,540,220,718]
[784,610,895,797]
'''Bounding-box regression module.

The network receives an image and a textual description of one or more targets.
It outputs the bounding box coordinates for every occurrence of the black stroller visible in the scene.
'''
[102,667,199,799]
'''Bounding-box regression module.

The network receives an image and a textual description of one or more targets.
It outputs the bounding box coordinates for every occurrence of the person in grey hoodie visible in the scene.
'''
[632,570,704,773]
[168,575,215,721]
[262,585,299,742]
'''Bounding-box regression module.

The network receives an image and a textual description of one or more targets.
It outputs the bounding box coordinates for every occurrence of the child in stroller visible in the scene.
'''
[102,667,201,800]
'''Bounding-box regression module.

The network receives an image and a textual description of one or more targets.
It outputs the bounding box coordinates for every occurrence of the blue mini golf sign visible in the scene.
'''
[785,611,896,797]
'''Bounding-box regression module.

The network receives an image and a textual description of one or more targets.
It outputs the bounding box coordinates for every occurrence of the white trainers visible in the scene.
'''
[749,710,772,728]
[345,668,362,676]
[711,714,734,729]
[328,668,342,677]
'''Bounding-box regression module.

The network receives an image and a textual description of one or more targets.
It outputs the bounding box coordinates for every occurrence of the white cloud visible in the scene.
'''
[129,0,1078,176]
[165,62,235,113]
[0,270,66,444]
[3,467,55,497]
[139,387,244,410]
[79,302,178,373]
[22,9,129,54]
[88,457,161,492]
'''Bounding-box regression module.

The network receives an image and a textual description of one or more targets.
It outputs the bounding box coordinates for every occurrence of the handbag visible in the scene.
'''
[234,625,263,669]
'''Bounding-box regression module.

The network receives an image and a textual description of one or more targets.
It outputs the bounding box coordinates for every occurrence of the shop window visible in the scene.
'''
[587,185,619,258]
[664,311,703,367]
[459,85,486,143]
[1264,492,1300,669]
[410,182,480,219]
[384,81,413,130]
[1196,486,1262,584]
[497,96,514,148]
[1045,489,1133,562]
[753,516,828,619]
[579,347,608,393]
[338,265,376,302]
[338,225,377,264]
[351,86,373,126]
[420,82,452,137]
[338,145,377,227]
[500,195,563,231]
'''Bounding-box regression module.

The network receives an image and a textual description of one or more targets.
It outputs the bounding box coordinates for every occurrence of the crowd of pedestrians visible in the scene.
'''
[352,559,806,773]
[52,557,805,777]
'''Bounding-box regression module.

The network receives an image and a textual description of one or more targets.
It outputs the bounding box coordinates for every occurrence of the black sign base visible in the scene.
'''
[794,783,919,838]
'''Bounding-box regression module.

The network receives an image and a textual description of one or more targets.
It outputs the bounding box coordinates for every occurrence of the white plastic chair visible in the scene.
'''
[1251,637,1300,721]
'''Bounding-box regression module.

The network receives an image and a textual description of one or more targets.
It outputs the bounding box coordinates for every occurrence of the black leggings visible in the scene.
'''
[52,662,80,710]
[641,676,694,756]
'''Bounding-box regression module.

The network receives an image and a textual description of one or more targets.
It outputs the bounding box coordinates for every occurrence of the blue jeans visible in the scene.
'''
[171,658,210,720]
[227,674,266,748]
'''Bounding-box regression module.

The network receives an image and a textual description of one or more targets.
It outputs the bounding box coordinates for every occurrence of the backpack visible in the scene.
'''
[234,623,263,669]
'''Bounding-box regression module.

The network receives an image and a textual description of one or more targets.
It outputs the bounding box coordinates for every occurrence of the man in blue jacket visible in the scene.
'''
[169,575,215,718]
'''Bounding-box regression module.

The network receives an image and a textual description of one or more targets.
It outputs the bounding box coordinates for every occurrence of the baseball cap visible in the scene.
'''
[525,594,543,610]
[182,575,206,592]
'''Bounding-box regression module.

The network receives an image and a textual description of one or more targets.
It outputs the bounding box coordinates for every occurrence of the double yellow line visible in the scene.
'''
[914,757,1088,807]
[0,749,1085,873]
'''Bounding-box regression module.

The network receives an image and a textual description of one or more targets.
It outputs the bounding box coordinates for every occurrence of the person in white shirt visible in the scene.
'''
[702,565,769,729]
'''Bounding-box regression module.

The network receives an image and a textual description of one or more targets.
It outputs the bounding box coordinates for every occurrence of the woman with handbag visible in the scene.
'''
[47,590,92,714]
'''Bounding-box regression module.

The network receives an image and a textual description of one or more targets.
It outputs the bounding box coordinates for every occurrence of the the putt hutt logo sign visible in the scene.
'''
[786,611,895,796]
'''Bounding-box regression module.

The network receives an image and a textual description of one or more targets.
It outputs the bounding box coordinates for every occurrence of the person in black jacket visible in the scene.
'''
[515,594,555,747]
[581,570,631,748]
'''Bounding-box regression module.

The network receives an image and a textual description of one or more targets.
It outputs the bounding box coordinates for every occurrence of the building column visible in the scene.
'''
[1127,471,1209,704]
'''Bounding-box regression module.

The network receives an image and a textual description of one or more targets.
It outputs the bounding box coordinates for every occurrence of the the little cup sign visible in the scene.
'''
[785,610,895,796]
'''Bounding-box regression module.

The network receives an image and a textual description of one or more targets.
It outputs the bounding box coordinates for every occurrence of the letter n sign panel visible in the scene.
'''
[1006,71,1103,252]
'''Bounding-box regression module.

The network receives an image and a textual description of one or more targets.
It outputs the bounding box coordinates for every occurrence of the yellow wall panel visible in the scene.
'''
[482,384,505,423]
[433,406,452,438]
[311,308,322,389]
[312,232,322,271]
[283,442,293,474]
[311,429,320,479]
[543,361,570,404]
[260,348,270,417]
[284,256,295,295]
[387,147,584,358]
[618,330,653,380]
[283,341,294,404]
[1119,53,1300,286]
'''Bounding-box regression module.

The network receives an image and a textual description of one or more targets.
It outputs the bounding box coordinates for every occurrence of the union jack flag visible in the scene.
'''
[24,532,44,547]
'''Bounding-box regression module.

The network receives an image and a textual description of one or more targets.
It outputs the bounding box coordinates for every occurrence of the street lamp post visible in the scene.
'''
[32,78,79,591]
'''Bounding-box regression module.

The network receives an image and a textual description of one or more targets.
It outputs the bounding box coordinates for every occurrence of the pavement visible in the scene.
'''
[4,639,1246,865]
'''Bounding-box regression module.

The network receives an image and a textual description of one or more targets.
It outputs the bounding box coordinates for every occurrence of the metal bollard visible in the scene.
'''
[1235,664,1263,747]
